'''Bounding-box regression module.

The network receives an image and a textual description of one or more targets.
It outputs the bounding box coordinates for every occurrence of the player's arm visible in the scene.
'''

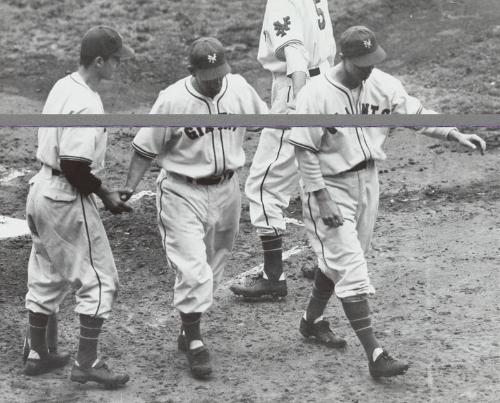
[293,145,344,228]
[121,151,154,200]
[284,45,308,110]
[391,79,486,154]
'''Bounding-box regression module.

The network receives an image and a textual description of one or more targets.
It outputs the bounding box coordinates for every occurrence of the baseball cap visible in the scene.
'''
[80,26,134,60]
[340,26,386,67]
[188,37,231,80]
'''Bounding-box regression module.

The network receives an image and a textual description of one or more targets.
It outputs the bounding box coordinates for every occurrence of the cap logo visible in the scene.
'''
[208,53,217,64]
[363,39,372,49]
[273,16,291,38]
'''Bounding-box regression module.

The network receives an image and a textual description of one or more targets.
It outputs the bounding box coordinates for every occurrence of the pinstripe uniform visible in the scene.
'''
[289,68,455,298]
[132,74,268,313]
[245,0,336,236]
[25,72,118,319]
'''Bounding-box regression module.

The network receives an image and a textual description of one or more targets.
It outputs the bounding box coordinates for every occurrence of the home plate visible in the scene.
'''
[0,216,30,239]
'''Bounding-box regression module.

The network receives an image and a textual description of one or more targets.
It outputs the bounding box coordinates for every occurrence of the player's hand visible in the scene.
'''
[102,191,133,214]
[449,131,486,155]
[314,188,344,228]
[119,188,134,202]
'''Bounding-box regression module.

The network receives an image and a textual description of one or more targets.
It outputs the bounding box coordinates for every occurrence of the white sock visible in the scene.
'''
[262,271,286,281]
[189,340,204,350]
[372,347,384,362]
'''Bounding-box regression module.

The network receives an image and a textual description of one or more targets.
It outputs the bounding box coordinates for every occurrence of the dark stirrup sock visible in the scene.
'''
[261,235,283,281]
[76,314,104,368]
[341,295,381,360]
[180,312,202,346]
[305,269,335,322]
[28,311,49,357]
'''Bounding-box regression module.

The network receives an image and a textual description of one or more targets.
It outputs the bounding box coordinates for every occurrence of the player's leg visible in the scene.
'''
[231,128,298,298]
[299,267,347,348]
[321,168,408,377]
[206,174,241,292]
[68,195,128,388]
[156,173,214,379]
[24,179,74,375]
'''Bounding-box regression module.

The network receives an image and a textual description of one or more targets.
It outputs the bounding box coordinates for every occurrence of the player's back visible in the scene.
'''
[257,0,335,74]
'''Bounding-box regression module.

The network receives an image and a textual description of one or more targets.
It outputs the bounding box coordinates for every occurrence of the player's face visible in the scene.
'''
[194,75,225,98]
[345,60,374,83]
[99,55,121,80]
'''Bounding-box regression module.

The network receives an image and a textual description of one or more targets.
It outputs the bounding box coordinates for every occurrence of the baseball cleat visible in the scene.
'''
[70,359,130,388]
[299,318,347,349]
[230,273,287,299]
[368,350,409,378]
[23,349,71,376]
[178,334,212,379]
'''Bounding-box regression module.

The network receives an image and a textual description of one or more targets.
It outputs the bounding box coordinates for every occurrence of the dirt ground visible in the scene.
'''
[1,0,500,402]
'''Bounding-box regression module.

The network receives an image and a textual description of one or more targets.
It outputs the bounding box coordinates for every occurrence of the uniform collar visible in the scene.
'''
[185,75,229,103]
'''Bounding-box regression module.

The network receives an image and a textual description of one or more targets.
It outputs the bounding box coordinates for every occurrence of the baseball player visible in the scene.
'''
[24,26,133,388]
[289,25,486,377]
[230,0,337,299]
[121,37,268,379]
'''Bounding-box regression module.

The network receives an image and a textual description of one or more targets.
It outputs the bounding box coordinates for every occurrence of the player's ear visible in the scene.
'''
[94,56,105,68]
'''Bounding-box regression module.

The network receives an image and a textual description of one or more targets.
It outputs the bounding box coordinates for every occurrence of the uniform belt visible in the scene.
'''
[170,171,234,186]
[309,67,321,77]
[345,160,374,173]
[52,168,62,176]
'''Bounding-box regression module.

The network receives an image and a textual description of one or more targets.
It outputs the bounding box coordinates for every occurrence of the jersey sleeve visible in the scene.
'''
[391,78,454,139]
[265,0,305,61]
[59,106,101,164]
[288,85,324,151]
[132,91,172,159]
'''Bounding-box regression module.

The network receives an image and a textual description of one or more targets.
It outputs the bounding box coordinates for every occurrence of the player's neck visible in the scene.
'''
[331,64,363,90]
[77,66,101,92]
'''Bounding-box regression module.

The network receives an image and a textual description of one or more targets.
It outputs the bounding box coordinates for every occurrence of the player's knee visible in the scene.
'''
[313,268,335,291]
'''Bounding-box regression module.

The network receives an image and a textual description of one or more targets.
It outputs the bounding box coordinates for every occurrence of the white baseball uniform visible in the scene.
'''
[245,0,336,236]
[26,72,118,319]
[289,68,455,298]
[132,74,268,313]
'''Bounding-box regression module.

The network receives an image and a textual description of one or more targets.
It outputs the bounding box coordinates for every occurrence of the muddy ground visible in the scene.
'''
[1,0,500,402]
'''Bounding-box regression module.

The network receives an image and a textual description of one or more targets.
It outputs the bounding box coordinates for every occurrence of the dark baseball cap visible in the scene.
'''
[188,37,231,80]
[340,26,386,67]
[80,26,134,60]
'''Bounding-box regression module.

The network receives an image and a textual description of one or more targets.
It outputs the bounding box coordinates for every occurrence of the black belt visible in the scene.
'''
[171,171,234,186]
[346,160,373,173]
[309,67,321,77]
[52,168,61,176]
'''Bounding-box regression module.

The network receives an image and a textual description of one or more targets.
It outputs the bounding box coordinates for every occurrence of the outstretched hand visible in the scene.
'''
[449,131,486,155]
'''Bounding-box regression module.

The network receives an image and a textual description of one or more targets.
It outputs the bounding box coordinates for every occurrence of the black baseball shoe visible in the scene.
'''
[299,318,347,348]
[178,334,212,379]
[369,350,409,378]
[70,359,129,388]
[230,272,287,298]
[23,349,71,376]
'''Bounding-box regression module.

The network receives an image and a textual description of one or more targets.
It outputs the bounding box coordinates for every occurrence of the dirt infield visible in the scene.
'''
[1,0,500,402]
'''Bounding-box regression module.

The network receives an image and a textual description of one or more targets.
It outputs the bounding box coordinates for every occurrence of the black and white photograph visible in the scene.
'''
[0,0,499,401]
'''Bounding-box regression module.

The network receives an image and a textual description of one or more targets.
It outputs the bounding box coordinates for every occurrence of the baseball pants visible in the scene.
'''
[245,74,299,236]
[25,165,119,320]
[301,163,379,299]
[156,170,241,313]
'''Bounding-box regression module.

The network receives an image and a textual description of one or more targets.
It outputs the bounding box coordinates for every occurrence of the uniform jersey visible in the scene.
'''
[289,68,455,177]
[257,0,336,74]
[133,74,268,178]
[36,72,107,176]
